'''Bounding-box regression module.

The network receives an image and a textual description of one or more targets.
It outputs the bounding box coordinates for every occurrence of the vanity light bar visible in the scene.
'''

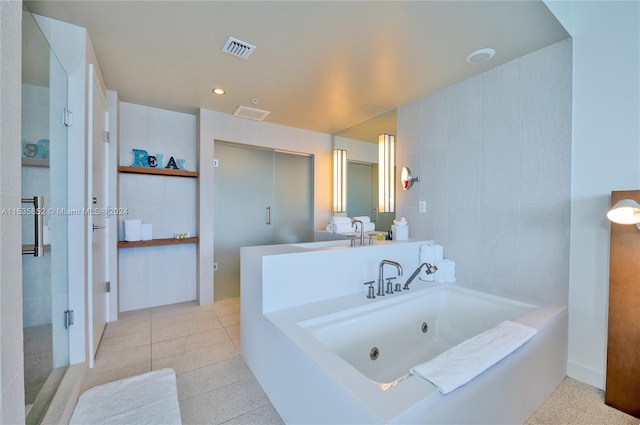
[379,134,395,213]
[333,149,347,213]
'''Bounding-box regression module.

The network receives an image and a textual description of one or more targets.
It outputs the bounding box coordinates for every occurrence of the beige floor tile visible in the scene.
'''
[151,300,200,315]
[217,311,240,327]
[152,305,217,325]
[220,402,284,425]
[152,340,239,375]
[117,308,151,322]
[98,329,151,353]
[82,361,151,392]
[176,355,254,402]
[224,324,240,342]
[179,377,269,425]
[151,316,223,343]
[102,319,151,340]
[152,328,231,360]
[93,344,151,373]
[213,299,240,317]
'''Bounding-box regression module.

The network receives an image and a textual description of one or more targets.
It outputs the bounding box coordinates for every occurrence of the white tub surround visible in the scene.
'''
[240,240,567,424]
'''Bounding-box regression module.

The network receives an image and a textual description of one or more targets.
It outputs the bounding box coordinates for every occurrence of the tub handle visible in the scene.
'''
[385,277,396,295]
[364,281,375,299]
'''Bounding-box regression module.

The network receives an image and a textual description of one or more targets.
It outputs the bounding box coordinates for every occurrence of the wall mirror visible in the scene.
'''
[333,110,396,232]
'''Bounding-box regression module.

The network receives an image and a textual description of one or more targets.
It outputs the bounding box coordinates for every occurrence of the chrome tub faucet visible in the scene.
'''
[378,259,403,296]
[351,219,365,246]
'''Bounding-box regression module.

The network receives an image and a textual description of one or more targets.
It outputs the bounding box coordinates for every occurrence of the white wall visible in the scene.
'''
[334,135,378,164]
[198,109,333,303]
[0,1,26,422]
[118,102,198,311]
[397,40,572,307]
[544,0,640,389]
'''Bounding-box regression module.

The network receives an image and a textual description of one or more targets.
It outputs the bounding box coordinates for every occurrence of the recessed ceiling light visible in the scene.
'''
[465,48,496,64]
[212,87,226,95]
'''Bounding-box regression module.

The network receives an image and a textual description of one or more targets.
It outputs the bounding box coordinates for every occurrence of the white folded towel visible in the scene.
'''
[330,216,352,225]
[419,244,435,281]
[431,244,444,261]
[352,216,371,224]
[410,321,537,394]
[330,223,355,233]
[353,221,376,232]
[393,217,408,226]
[434,260,446,283]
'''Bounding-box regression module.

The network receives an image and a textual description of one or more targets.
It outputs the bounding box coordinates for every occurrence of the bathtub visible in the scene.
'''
[260,283,567,424]
[299,285,538,390]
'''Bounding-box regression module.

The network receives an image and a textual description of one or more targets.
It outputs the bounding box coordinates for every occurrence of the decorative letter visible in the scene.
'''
[165,156,179,170]
[147,155,157,167]
[36,139,50,159]
[176,159,185,170]
[155,154,163,168]
[132,149,149,167]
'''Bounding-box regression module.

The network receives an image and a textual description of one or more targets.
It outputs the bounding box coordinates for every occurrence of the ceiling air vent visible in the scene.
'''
[222,37,256,60]
[233,105,270,121]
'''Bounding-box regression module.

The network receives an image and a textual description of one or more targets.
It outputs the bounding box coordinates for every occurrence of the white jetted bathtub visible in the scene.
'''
[262,284,567,424]
[299,285,537,390]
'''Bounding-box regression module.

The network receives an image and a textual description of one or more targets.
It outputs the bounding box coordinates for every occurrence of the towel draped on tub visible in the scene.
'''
[410,320,537,394]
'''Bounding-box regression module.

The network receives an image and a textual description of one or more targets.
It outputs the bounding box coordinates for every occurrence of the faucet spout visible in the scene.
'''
[351,219,365,246]
[378,259,403,296]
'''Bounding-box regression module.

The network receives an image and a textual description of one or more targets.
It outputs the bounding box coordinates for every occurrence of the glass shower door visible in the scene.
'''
[21,5,70,422]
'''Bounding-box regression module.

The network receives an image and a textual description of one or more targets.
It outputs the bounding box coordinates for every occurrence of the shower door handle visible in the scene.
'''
[22,196,45,257]
[266,206,272,225]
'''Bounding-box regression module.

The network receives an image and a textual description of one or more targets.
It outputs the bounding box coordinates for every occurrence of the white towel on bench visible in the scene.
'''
[410,321,537,394]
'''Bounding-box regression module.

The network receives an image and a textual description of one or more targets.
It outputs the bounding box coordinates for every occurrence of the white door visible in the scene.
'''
[88,64,109,364]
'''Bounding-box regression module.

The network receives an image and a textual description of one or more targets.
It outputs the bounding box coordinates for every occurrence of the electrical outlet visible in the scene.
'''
[419,200,427,213]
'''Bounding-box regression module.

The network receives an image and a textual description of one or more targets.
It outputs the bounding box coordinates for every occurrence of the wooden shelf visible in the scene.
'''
[22,157,50,168]
[22,244,51,253]
[118,166,198,178]
[118,237,199,248]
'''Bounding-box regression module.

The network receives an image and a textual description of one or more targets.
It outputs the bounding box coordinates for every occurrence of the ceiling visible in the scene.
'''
[25,1,569,137]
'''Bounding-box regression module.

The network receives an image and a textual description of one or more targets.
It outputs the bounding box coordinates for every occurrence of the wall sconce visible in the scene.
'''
[607,199,640,230]
[401,166,419,190]
[333,149,347,213]
[378,133,395,213]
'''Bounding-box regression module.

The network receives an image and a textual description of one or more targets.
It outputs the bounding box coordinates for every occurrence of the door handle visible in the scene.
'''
[92,224,106,232]
[22,196,44,256]
[266,206,271,225]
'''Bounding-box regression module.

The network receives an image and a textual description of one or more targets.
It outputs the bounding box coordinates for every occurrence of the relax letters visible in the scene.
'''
[132,148,185,170]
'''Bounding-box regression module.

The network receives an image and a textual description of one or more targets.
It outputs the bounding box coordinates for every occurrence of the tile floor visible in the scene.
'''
[84,298,638,425]
[23,324,53,405]
[83,298,284,425]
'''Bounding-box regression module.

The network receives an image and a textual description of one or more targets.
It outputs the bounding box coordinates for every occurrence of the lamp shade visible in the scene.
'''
[606,199,640,224]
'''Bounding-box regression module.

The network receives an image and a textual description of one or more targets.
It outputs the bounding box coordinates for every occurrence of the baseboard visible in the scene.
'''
[567,360,604,389]
[40,363,88,425]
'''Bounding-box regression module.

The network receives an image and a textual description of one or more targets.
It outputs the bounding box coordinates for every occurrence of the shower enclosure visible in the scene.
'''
[21,5,70,423]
